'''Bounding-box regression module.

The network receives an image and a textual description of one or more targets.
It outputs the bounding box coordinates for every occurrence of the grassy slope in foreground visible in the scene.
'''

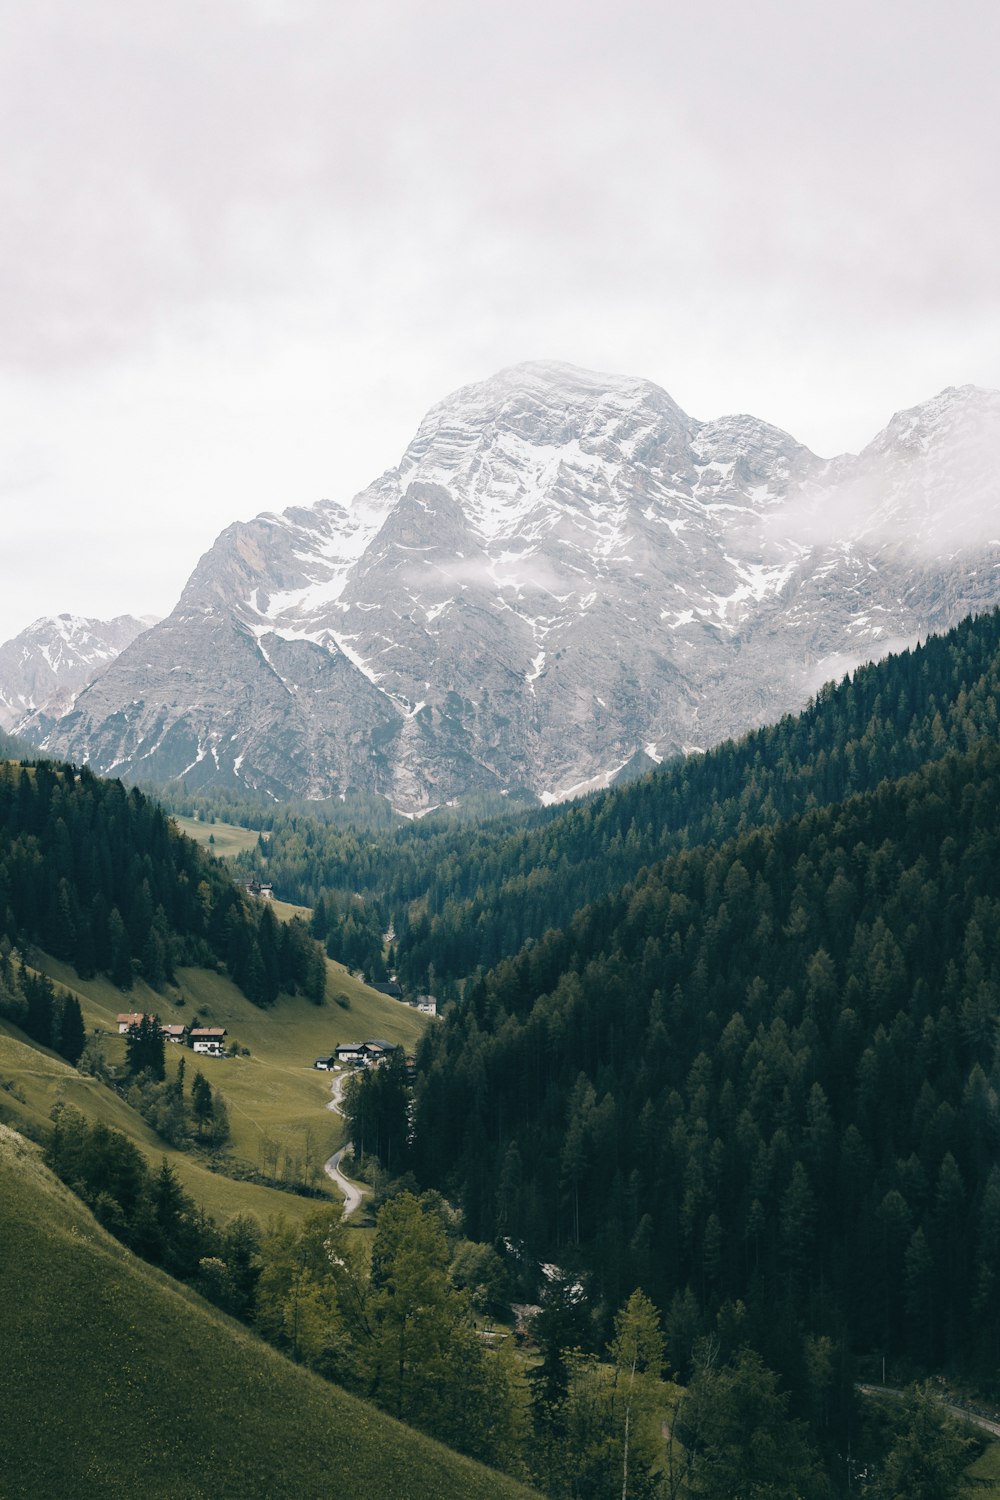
[0,1124,537,1500]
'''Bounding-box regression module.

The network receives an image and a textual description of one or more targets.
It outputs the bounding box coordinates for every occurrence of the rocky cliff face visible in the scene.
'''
[37,364,1000,811]
[0,613,156,735]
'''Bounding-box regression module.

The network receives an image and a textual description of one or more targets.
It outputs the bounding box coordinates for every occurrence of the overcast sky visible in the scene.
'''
[1,0,997,642]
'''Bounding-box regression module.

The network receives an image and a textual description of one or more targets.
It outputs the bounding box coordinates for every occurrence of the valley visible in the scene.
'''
[7,2,996,1492]
[4,591,1000,1498]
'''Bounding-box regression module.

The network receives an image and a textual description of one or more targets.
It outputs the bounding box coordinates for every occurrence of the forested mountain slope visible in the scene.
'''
[0,760,324,1006]
[0,725,32,759]
[412,738,1000,1400]
[393,605,1000,989]
[238,607,1000,992]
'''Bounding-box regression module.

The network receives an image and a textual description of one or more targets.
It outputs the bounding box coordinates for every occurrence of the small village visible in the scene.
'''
[314,1038,417,1079]
[117,1012,419,1077]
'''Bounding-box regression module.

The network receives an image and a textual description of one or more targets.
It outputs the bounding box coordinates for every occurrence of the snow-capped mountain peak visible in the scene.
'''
[0,613,157,734]
[778,385,1000,556]
[29,365,1000,813]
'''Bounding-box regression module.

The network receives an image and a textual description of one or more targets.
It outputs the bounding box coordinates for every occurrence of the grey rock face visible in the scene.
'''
[0,613,156,735]
[39,365,1000,812]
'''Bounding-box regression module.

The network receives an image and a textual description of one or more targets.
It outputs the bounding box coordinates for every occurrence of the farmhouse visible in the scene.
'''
[244,880,273,899]
[117,1012,155,1034]
[362,1040,396,1064]
[159,1024,188,1044]
[314,1054,335,1070]
[189,1026,227,1057]
[333,1039,400,1068]
[334,1042,367,1066]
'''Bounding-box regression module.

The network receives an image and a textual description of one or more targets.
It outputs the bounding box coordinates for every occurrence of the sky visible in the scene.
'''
[1,0,998,643]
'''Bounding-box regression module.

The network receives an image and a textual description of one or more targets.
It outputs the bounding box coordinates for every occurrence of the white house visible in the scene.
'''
[333,1040,400,1067]
[334,1042,367,1066]
[189,1026,227,1056]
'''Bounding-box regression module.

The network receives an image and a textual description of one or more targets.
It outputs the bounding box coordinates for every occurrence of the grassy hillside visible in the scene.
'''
[967,1441,1000,1495]
[1,952,427,1225]
[0,1022,323,1225]
[173,812,262,857]
[0,1124,538,1500]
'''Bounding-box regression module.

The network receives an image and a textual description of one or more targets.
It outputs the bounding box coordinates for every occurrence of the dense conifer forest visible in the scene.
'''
[412,741,1000,1389]
[222,607,1000,1487]
[0,761,325,1005]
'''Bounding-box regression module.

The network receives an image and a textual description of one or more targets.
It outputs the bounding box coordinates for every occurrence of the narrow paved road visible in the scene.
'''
[323,1070,364,1218]
[857,1384,1000,1439]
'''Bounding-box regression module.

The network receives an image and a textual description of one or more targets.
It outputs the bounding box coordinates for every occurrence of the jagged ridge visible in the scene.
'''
[33,364,1000,812]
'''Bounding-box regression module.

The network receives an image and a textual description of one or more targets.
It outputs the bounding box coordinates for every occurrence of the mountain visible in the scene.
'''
[40,364,1000,813]
[0,611,156,734]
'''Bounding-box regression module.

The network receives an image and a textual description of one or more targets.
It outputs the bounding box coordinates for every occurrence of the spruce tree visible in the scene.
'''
[57,994,86,1066]
[125,1014,164,1080]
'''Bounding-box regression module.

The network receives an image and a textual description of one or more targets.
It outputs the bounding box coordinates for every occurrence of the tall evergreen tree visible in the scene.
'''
[57,994,86,1066]
[125,1014,164,1080]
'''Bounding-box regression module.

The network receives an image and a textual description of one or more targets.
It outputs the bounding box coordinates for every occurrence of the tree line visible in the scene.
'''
[119,1027,232,1151]
[0,944,85,1065]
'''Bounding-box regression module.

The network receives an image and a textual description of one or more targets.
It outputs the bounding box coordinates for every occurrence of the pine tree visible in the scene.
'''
[881,1383,974,1500]
[125,1014,164,1080]
[57,994,86,1066]
[678,1347,825,1500]
[191,1071,214,1137]
[108,907,133,989]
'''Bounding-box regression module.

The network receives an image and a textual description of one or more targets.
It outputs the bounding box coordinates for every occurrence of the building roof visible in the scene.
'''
[189,1027,227,1039]
[160,1024,187,1036]
[117,1012,154,1026]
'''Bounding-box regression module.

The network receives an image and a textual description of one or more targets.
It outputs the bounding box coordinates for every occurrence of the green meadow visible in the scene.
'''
[966,1440,1000,1495]
[172,812,262,858]
[2,951,428,1226]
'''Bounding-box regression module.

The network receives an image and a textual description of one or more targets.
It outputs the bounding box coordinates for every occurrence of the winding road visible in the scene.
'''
[324,1070,364,1218]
